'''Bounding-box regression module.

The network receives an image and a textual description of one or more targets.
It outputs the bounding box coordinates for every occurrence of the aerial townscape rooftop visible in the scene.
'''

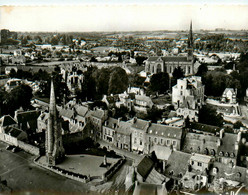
[1,2,248,194]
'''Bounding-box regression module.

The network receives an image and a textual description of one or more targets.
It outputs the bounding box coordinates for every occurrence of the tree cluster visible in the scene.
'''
[76,66,129,101]
[0,84,33,117]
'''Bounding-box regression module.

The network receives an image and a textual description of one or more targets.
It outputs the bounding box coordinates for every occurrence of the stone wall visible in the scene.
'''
[102,158,126,181]
[34,156,90,183]
[0,133,40,156]
[18,140,40,156]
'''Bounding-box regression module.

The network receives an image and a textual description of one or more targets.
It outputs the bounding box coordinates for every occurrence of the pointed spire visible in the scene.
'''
[188,20,193,48]
[49,79,56,116]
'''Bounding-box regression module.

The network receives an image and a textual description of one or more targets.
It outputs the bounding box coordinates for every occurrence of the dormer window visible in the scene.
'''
[225,152,229,157]
[230,153,235,158]
[149,130,153,133]
[213,167,218,174]
[169,170,174,176]
[219,151,224,156]
[155,131,158,135]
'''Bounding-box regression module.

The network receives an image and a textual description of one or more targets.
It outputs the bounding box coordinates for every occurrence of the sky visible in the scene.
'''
[0,0,248,32]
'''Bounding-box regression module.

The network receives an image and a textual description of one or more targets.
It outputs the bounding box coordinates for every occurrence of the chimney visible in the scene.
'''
[220,129,224,139]
[117,117,122,126]
[237,132,242,142]
[235,141,239,151]
[217,138,222,147]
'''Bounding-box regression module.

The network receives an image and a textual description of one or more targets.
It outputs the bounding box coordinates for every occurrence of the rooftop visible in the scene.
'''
[190,153,213,164]
[137,156,154,180]
[131,118,150,131]
[0,115,17,127]
[147,123,182,139]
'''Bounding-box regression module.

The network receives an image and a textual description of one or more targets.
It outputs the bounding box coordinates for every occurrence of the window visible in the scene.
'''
[198,162,202,167]
[180,91,183,96]
[167,140,170,145]
[161,139,163,144]
[173,141,177,146]
[154,138,157,143]
[191,161,194,165]
[140,132,142,137]
[140,140,142,145]
[134,138,137,144]
[149,137,151,142]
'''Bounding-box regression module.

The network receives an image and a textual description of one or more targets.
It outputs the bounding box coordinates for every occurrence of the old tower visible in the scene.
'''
[46,80,65,166]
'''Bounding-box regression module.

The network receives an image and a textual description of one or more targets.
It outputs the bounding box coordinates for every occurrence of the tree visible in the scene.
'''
[51,36,59,46]
[4,84,33,116]
[233,121,244,129]
[198,105,224,127]
[9,69,17,78]
[172,67,184,80]
[93,68,111,97]
[135,56,147,65]
[196,63,208,76]
[128,74,145,88]
[108,67,128,95]
[172,67,184,86]
[149,72,170,94]
[77,66,97,101]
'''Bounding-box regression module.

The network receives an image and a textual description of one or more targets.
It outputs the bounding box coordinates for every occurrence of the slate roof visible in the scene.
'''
[147,123,182,139]
[151,145,172,161]
[190,153,213,164]
[103,117,118,129]
[74,105,88,117]
[0,115,17,127]
[15,110,40,131]
[217,133,238,157]
[116,121,131,135]
[137,156,155,180]
[182,132,219,154]
[59,108,74,119]
[165,151,191,178]
[190,122,221,134]
[91,109,105,119]
[133,182,167,195]
[5,127,27,139]
[209,162,247,183]
[161,56,190,62]
[135,95,153,105]
[131,118,150,131]
[147,56,190,63]
[147,56,160,62]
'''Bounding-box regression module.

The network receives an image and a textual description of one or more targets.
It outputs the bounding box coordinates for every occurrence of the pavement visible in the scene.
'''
[98,140,144,164]
[42,154,120,177]
[0,141,91,194]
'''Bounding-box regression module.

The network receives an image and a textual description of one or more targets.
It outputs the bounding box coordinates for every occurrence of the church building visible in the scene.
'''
[46,80,65,166]
[145,21,194,76]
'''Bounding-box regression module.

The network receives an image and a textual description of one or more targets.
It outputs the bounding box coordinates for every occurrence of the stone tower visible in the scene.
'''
[46,80,65,166]
[187,20,194,61]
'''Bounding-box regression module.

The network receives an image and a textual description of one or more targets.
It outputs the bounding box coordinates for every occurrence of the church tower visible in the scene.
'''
[46,80,65,166]
[187,20,194,61]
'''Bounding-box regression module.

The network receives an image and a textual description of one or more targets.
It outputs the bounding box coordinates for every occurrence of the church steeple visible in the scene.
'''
[187,20,194,61]
[46,79,65,166]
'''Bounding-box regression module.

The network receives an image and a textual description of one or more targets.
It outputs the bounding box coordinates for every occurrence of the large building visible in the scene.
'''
[145,21,194,76]
[172,76,205,121]
[46,80,65,166]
